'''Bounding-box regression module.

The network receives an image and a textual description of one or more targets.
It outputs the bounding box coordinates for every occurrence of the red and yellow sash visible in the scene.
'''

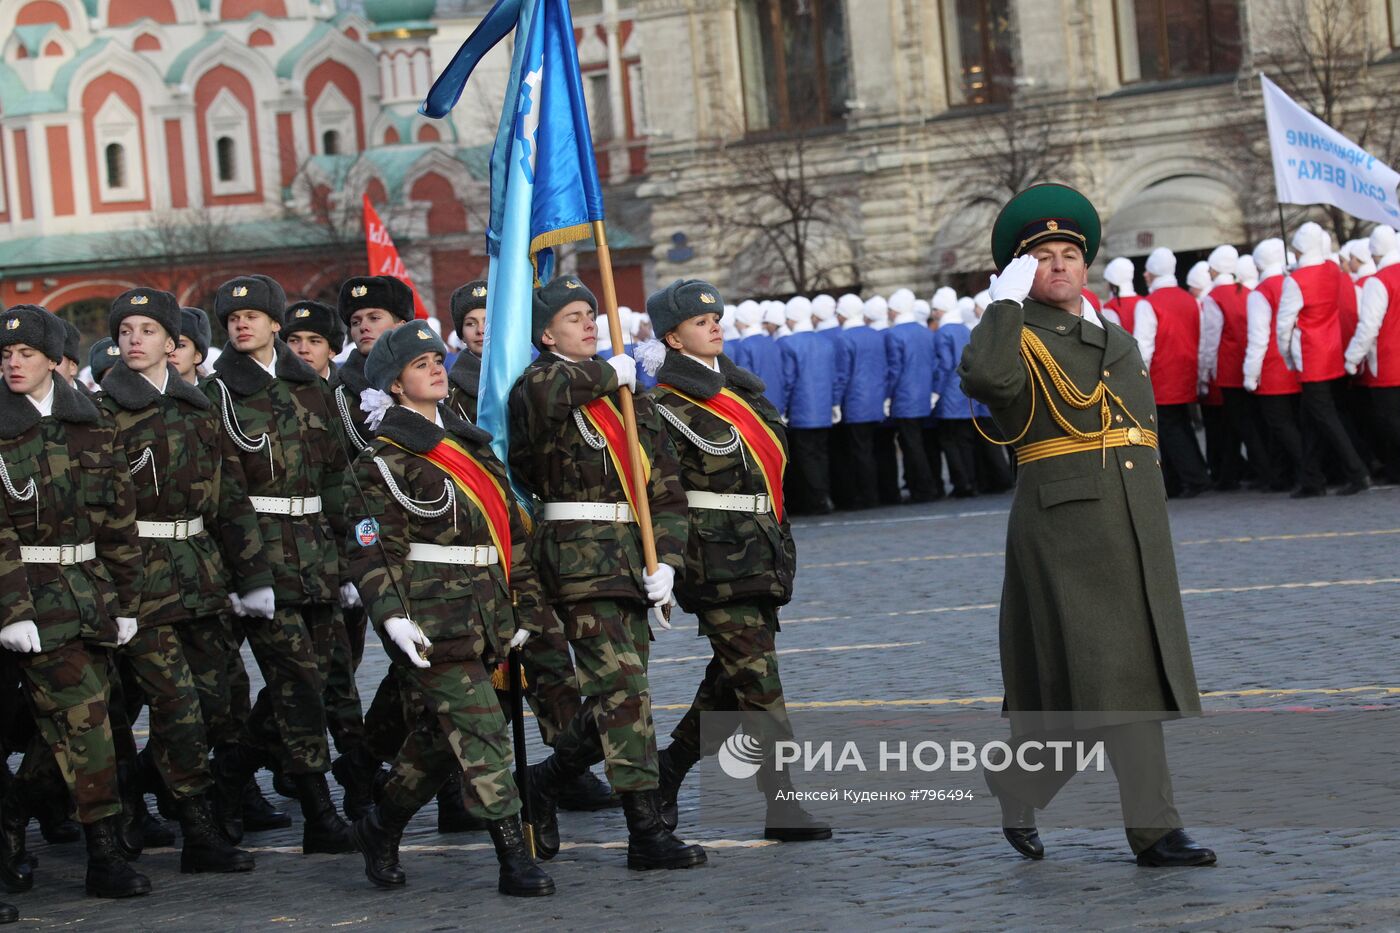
[580,397,652,517]
[385,436,512,583]
[660,385,787,522]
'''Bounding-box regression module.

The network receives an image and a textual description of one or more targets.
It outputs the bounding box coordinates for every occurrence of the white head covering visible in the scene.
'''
[736,300,762,331]
[956,296,975,317]
[836,294,865,321]
[1253,238,1287,277]
[812,294,836,317]
[1291,222,1328,263]
[973,290,992,312]
[1103,256,1135,289]
[784,296,814,332]
[1186,261,1212,293]
[930,286,958,315]
[1145,247,1177,277]
[863,295,888,328]
[941,304,963,327]
[1207,244,1239,277]
[911,299,931,324]
[1236,254,1259,287]
[1370,225,1398,261]
[887,288,916,316]
[762,301,786,327]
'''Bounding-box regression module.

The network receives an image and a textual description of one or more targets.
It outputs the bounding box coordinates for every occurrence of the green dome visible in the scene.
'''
[362,0,436,25]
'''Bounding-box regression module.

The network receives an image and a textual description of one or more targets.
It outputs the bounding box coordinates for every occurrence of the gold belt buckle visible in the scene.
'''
[1126,427,1143,446]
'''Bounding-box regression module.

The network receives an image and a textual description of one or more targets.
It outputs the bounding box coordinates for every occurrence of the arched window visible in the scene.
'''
[735,0,850,132]
[105,143,127,189]
[941,0,1015,106]
[1116,0,1242,83]
[322,129,340,155]
[216,136,237,182]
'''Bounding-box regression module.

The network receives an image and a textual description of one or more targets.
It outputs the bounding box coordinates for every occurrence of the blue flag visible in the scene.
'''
[421,0,606,486]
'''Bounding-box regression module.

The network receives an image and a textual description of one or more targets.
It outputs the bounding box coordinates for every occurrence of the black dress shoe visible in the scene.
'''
[1003,827,1044,860]
[1338,477,1370,496]
[1134,828,1216,867]
[0,901,15,923]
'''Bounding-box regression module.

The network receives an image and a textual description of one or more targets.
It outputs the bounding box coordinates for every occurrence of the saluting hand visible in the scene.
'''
[988,254,1038,306]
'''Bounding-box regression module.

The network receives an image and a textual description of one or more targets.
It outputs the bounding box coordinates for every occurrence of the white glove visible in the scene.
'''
[1345,360,1359,376]
[883,398,892,418]
[649,605,673,631]
[509,629,531,649]
[930,392,940,408]
[643,562,675,606]
[115,617,138,647]
[988,254,1039,306]
[384,617,432,668]
[240,586,276,621]
[0,621,41,654]
[607,354,637,391]
[1244,376,1259,392]
[339,582,361,609]
[228,593,246,617]
[831,405,842,424]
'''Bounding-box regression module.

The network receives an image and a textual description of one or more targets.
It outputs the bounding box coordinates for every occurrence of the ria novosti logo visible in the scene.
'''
[717,731,765,779]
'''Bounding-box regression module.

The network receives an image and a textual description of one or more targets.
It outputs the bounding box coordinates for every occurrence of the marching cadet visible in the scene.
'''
[346,320,553,897]
[284,300,345,382]
[738,300,785,408]
[89,338,122,388]
[640,279,831,843]
[202,274,356,854]
[832,294,887,510]
[98,288,259,874]
[57,318,83,389]
[779,296,842,515]
[1243,238,1305,491]
[172,308,213,385]
[1275,223,1370,496]
[960,184,1213,868]
[507,274,705,871]
[0,305,152,898]
[447,279,488,421]
[884,290,939,503]
[1345,225,1400,484]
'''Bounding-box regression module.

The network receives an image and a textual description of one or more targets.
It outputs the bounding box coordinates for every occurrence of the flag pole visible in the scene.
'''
[591,219,663,580]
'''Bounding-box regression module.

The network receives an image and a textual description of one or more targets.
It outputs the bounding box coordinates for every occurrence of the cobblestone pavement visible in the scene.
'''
[9,484,1400,930]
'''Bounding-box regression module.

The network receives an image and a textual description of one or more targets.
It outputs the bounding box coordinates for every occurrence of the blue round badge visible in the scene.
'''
[356,518,380,548]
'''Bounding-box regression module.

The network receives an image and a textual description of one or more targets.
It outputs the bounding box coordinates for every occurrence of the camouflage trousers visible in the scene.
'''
[553,599,657,793]
[118,623,213,798]
[182,613,241,750]
[671,602,792,756]
[237,605,331,774]
[380,657,521,821]
[15,639,121,823]
[311,605,366,756]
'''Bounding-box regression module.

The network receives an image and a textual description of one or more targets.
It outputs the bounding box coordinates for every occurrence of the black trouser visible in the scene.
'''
[973,417,1015,492]
[985,720,1182,855]
[893,418,938,502]
[1369,386,1400,483]
[920,425,947,500]
[1156,404,1210,496]
[874,425,902,505]
[1256,393,1305,489]
[1200,403,1245,488]
[1221,388,1278,489]
[835,422,879,510]
[785,427,832,514]
[1298,379,1367,490]
[937,419,979,496]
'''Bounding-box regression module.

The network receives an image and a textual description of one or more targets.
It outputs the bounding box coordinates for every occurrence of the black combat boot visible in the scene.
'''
[0,901,15,923]
[294,773,357,854]
[350,800,413,887]
[756,762,832,842]
[330,745,380,822]
[620,791,707,871]
[241,780,292,831]
[435,772,488,833]
[656,742,701,832]
[556,770,621,812]
[487,815,555,897]
[137,746,178,821]
[0,795,32,894]
[36,809,81,845]
[521,753,579,861]
[210,744,261,844]
[177,794,256,874]
[83,816,151,898]
[269,762,296,800]
[115,759,145,860]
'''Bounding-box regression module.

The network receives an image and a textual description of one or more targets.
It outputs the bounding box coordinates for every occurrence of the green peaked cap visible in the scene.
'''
[991,183,1101,270]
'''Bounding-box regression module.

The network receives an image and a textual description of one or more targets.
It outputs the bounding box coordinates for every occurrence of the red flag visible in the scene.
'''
[363,195,429,319]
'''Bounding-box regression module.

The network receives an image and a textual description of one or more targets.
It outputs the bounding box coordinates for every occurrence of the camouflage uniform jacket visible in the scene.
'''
[99,361,272,624]
[0,378,143,646]
[507,352,687,605]
[652,352,796,614]
[330,348,374,457]
[350,405,550,667]
[204,340,349,605]
[446,350,480,423]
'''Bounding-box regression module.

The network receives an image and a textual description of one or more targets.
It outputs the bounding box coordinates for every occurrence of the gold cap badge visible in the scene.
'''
[351,285,368,298]
[232,285,248,298]
[472,286,487,298]
[564,279,580,289]
[4,319,18,330]
[1047,220,1060,231]
[130,295,149,306]
[106,345,121,356]
[699,292,717,305]
[415,327,431,339]
[294,308,311,318]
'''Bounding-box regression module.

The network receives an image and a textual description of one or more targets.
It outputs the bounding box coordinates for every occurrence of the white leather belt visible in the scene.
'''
[249,495,322,517]
[686,491,770,514]
[20,543,97,565]
[136,517,205,540]
[407,543,498,566]
[540,501,634,523]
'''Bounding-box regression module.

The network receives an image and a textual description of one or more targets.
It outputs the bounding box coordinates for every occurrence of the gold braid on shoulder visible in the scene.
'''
[972,327,1148,467]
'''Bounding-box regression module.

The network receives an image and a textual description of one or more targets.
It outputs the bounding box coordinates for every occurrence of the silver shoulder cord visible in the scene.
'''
[573,408,608,450]
[658,403,742,457]
[0,453,35,502]
[336,385,370,452]
[214,378,276,480]
[373,455,457,531]
[128,447,160,498]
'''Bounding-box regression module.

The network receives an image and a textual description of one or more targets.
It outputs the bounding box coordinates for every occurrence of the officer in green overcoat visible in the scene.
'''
[958,184,1214,868]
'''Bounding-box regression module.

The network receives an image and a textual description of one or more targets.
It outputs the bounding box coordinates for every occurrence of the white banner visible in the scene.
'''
[1261,73,1400,226]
